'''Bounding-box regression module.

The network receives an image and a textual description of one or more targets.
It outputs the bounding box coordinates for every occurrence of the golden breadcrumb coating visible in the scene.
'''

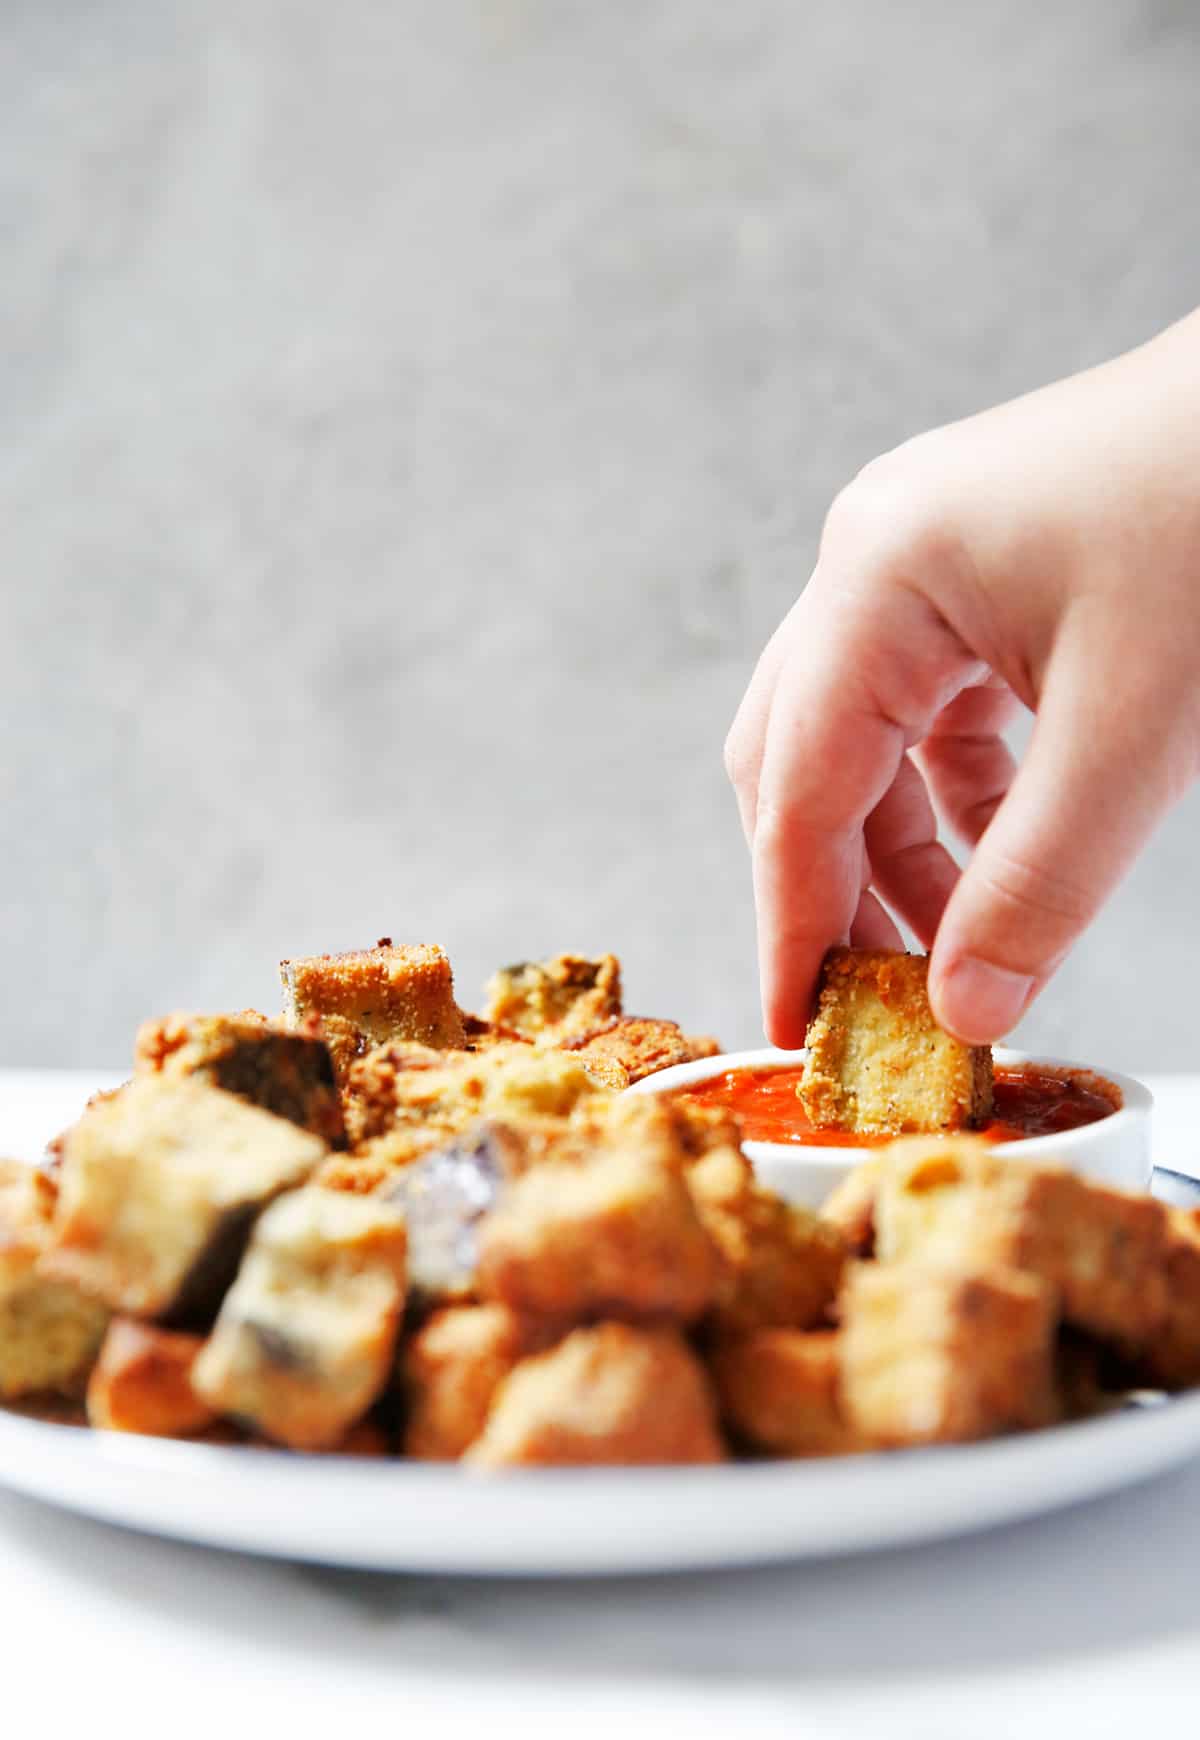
[873,1136,1169,1349]
[478,1147,721,1324]
[560,1018,721,1089]
[0,1160,109,1401]
[710,1329,860,1456]
[192,1187,407,1450]
[43,1076,326,1322]
[687,1146,847,1335]
[466,1322,724,1466]
[281,941,466,1082]
[482,953,622,1041]
[817,1158,882,1258]
[342,1041,603,1156]
[799,948,993,1134]
[134,1010,344,1146]
[840,1261,1058,1445]
[1133,1208,1200,1389]
[87,1319,217,1437]
[402,1303,557,1460]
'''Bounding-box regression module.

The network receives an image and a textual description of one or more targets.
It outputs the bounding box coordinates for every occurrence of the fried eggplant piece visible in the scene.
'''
[687,1146,846,1335]
[710,1329,859,1456]
[0,1161,109,1401]
[342,1039,602,1153]
[818,1158,882,1258]
[1136,1208,1200,1389]
[840,1261,1058,1445]
[798,948,993,1134]
[380,1123,526,1301]
[134,1010,344,1146]
[477,1148,721,1324]
[281,941,466,1082]
[192,1187,407,1450]
[43,1076,326,1323]
[87,1319,217,1437]
[481,953,622,1042]
[874,1137,1169,1349]
[466,1323,724,1466]
[402,1303,556,1460]
[561,1018,721,1090]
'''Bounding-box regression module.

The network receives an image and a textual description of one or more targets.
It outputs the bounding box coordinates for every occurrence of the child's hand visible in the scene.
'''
[725,312,1200,1046]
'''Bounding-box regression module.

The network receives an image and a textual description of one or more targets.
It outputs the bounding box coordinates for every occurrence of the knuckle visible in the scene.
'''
[973,849,1099,939]
[820,441,956,582]
[722,728,753,789]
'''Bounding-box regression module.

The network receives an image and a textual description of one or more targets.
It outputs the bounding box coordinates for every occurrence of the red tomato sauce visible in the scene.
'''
[673,1064,1119,1147]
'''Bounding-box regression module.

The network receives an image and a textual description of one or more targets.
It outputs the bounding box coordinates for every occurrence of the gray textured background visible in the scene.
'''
[3,0,1198,1072]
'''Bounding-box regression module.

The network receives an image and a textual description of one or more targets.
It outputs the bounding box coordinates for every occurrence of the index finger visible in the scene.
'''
[752,562,979,1044]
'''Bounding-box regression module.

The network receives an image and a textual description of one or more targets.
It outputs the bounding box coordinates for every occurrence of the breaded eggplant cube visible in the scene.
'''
[192,1187,407,1450]
[481,953,622,1042]
[402,1303,553,1460]
[798,948,993,1134]
[0,1161,109,1401]
[281,941,466,1082]
[43,1076,326,1323]
[477,1149,721,1324]
[134,1010,344,1146]
[87,1319,218,1437]
[560,1017,721,1090]
[874,1137,1169,1348]
[710,1329,858,1457]
[380,1122,527,1302]
[1136,1208,1200,1389]
[687,1146,846,1336]
[465,1323,724,1466]
[840,1261,1058,1445]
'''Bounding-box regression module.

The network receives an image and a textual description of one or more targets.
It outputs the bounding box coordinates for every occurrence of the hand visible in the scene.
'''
[725,311,1200,1046]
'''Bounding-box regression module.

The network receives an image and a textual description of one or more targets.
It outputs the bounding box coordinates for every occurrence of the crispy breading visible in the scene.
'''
[478,1148,721,1324]
[874,1137,1169,1348]
[134,1010,344,1147]
[710,1329,860,1456]
[1136,1208,1200,1389]
[341,1040,467,1147]
[43,1076,326,1323]
[798,948,993,1134]
[281,941,466,1082]
[840,1261,1058,1445]
[465,1323,724,1466]
[192,1187,407,1450]
[0,1161,109,1401]
[482,953,622,1042]
[87,1319,217,1437]
[687,1146,846,1335]
[818,1159,882,1258]
[342,1040,603,1158]
[402,1303,557,1460]
[560,1018,721,1089]
[459,1013,532,1053]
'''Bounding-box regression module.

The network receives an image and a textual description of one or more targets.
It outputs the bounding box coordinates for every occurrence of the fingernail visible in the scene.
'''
[933,957,1035,1043]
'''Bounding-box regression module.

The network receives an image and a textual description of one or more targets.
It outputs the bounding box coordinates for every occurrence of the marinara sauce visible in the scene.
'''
[673,1064,1119,1147]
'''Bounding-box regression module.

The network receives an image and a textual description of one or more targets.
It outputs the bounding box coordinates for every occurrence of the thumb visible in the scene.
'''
[928,634,1192,1044]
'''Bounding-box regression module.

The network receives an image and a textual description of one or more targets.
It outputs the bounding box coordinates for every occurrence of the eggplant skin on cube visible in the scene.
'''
[191,1187,408,1450]
[42,1076,327,1326]
[134,1011,346,1148]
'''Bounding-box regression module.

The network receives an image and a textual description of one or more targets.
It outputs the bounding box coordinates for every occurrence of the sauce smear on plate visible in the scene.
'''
[673,1064,1119,1147]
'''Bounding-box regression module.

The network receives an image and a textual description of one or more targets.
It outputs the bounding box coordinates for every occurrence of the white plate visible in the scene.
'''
[3,1394,1200,1573]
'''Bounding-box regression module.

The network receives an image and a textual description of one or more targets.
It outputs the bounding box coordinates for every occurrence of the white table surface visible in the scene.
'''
[3,1069,1198,1739]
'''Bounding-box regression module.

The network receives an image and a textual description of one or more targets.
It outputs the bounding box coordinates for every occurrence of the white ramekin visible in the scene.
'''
[627,1046,1153,1208]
